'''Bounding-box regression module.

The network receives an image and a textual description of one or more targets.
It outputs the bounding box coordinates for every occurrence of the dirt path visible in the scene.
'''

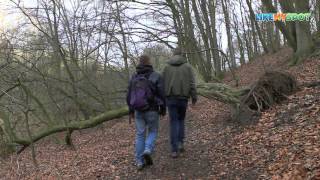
[116,100,232,179]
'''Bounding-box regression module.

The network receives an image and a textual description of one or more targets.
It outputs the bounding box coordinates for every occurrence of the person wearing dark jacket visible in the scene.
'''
[162,48,197,158]
[126,55,166,170]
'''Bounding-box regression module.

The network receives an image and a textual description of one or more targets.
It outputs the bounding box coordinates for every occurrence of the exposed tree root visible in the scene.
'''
[242,71,297,111]
[235,71,297,123]
[199,71,298,123]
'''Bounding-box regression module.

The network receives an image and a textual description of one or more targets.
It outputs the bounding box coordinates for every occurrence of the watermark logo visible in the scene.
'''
[256,13,311,22]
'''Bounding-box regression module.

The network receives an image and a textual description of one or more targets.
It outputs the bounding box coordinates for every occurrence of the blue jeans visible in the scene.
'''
[135,110,159,165]
[167,98,188,152]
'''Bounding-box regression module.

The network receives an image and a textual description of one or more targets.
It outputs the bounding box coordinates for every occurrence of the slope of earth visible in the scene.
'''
[220,49,320,179]
[0,48,319,179]
[224,48,294,87]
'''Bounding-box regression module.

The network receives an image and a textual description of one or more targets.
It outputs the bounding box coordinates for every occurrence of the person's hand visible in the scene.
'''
[159,106,166,116]
[192,98,197,106]
[129,112,134,124]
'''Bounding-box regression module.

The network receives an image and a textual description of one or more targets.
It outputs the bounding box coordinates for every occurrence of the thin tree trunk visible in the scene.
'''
[181,0,209,81]
[266,22,276,52]
[316,0,320,32]
[275,25,281,48]
[247,14,259,58]
[221,0,236,68]
[191,0,212,80]
[233,13,245,65]
[200,0,221,78]
[274,0,282,49]
[239,0,252,61]
[207,0,222,77]
[166,0,184,47]
[24,109,38,166]
[23,91,38,166]
[115,2,130,80]
[246,0,269,53]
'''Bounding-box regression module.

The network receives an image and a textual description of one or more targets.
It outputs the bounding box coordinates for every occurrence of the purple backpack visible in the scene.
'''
[129,73,155,111]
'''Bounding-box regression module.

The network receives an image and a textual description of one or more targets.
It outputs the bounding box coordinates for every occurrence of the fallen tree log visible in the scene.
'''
[0,71,300,153]
[0,107,129,153]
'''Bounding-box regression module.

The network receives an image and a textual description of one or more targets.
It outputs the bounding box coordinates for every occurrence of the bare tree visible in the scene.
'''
[221,0,236,67]
[262,0,315,64]
[246,0,269,53]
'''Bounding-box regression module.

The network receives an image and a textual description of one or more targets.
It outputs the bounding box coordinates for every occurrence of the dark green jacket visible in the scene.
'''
[162,55,197,100]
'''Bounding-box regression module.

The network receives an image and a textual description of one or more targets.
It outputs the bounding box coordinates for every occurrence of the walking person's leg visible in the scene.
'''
[143,111,159,165]
[135,111,146,169]
[167,98,179,157]
[177,99,188,152]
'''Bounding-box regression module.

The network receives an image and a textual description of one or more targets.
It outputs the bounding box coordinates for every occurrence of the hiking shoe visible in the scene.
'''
[171,152,178,158]
[178,143,185,153]
[136,163,145,171]
[143,152,153,166]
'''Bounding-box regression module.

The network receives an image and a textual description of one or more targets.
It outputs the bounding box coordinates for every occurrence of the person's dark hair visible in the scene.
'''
[173,47,182,55]
[139,55,151,65]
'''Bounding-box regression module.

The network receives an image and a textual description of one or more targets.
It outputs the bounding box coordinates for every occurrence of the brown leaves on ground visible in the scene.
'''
[0,48,319,179]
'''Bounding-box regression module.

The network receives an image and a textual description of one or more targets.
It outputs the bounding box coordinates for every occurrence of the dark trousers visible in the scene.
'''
[167,98,188,152]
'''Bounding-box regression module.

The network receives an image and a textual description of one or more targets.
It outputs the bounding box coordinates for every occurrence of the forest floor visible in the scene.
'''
[0,48,319,180]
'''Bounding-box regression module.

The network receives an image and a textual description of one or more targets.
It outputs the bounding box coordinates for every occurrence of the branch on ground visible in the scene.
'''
[0,107,128,154]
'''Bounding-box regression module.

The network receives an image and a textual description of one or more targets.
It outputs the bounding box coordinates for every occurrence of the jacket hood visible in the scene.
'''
[136,64,154,74]
[167,55,187,66]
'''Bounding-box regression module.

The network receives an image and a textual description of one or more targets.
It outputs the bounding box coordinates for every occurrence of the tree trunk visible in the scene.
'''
[191,0,212,80]
[293,0,315,64]
[181,0,210,81]
[239,0,253,61]
[317,0,320,32]
[221,0,236,68]
[115,2,130,80]
[266,23,276,52]
[246,0,269,53]
[166,0,184,47]
[261,0,297,51]
[233,13,246,65]
[248,14,259,58]
[207,0,222,77]
[273,0,282,49]
[277,0,297,51]
[275,26,281,49]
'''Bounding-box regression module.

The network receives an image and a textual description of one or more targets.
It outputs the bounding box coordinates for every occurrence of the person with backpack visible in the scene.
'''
[126,55,166,170]
[162,47,197,158]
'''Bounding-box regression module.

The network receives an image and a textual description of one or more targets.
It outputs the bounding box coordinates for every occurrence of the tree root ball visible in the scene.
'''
[235,71,297,123]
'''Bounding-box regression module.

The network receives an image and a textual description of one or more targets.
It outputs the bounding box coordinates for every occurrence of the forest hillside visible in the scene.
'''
[0,0,319,179]
[0,47,319,179]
